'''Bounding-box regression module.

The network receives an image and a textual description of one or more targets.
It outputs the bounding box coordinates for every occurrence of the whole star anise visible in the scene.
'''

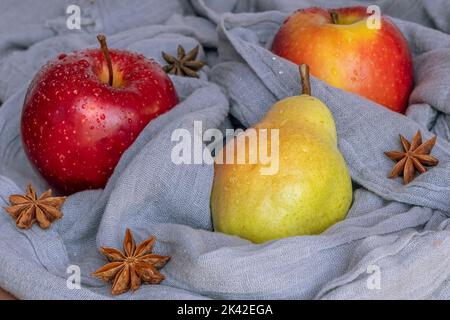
[384,131,439,184]
[92,228,170,296]
[3,184,65,229]
[162,45,205,78]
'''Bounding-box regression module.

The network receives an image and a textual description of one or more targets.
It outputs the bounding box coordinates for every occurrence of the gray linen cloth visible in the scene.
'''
[0,0,449,299]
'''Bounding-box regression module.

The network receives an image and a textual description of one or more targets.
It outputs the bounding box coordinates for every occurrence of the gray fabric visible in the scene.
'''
[0,0,449,300]
[192,0,450,33]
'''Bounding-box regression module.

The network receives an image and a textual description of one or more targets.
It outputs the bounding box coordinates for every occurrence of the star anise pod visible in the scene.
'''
[92,228,170,296]
[3,184,65,229]
[162,45,205,78]
[385,131,439,184]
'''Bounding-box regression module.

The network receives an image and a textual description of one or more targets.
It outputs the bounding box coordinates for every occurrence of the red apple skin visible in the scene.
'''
[21,49,178,194]
[271,7,414,113]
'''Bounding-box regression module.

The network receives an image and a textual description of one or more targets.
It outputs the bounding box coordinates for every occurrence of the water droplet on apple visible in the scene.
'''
[100,114,106,120]
[93,87,102,97]
[73,89,78,95]
[58,53,67,60]
[128,118,132,124]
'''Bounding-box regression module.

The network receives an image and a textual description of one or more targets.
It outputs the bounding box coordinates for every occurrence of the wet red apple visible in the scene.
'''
[21,35,178,194]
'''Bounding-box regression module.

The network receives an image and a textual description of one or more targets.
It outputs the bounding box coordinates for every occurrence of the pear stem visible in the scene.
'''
[97,34,113,86]
[330,11,339,24]
[299,64,311,96]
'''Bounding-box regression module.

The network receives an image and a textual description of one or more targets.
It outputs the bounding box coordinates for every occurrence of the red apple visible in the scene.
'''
[271,6,413,113]
[21,35,178,194]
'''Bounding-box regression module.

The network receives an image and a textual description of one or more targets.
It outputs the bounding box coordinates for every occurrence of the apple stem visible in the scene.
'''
[330,11,339,24]
[97,34,113,86]
[299,64,311,96]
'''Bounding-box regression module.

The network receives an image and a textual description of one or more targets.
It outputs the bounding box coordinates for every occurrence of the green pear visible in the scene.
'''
[211,64,352,243]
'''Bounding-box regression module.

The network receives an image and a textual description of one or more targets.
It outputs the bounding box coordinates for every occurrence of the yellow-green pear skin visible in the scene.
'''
[211,94,353,244]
